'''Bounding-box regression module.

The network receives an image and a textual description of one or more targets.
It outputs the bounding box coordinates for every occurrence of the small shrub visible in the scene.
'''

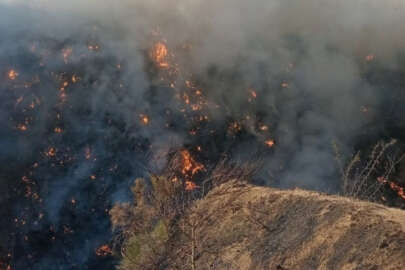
[119,219,169,270]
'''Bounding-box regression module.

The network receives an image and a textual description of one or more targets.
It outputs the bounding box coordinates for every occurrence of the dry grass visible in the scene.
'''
[110,156,261,270]
[334,139,405,203]
[166,181,405,269]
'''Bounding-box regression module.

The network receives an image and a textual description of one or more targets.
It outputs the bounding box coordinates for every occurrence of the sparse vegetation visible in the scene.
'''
[110,174,185,270]
[334,139,405,205]
[163,181,405,269]
[110,157,259,270]
[111,145,405,269]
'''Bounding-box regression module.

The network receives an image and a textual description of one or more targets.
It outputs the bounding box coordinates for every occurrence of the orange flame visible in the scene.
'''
[95,244,112,256]
[265,139,275,148]
[150,42,169,68]
[180,150,205,176]
[88,44,100,51]
[85,147,92,160]
[185,181,199,191]
[45,147,56,157]
[54,127,63,133]
[365,54,375,62]
[228,121,242,134]
[378,177,405,200]
[176,150,205,191]
[8,69,18,80]
[17,124,28,131]
[140,114,149,125]
[250,89,257,99]
[62,48,73,64]
[259,125,269,131]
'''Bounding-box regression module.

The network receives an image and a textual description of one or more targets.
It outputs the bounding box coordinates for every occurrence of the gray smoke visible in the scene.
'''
[1,0,405,269]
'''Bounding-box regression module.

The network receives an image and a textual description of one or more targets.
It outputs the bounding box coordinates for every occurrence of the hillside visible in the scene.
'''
[164,181,405,270]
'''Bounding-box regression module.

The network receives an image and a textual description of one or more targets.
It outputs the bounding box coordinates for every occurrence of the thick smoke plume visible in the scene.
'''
[1,0,405,269]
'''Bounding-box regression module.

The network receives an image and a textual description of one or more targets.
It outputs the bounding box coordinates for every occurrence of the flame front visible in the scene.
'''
[151,42,170,68]
[180,150,204,177]
[178,150,204,191]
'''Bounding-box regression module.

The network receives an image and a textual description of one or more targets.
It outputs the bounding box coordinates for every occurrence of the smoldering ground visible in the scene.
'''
[1,0,405,269]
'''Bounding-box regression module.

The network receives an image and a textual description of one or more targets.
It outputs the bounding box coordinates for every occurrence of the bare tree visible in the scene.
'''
[334,139,405,202]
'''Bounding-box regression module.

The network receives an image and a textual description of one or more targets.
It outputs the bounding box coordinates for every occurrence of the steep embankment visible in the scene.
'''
[171,181,405,270]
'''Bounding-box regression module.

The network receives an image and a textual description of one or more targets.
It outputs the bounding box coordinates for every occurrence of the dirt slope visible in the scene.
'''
[170,181,405,270]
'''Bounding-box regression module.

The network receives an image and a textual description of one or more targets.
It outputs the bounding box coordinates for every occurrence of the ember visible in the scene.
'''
[45,147,56,157]
[62,48,73,64]
[8,69,18,80]
[95,245,112,257]
[378,177,405,200]
[85,147,92,160]
[17,124,28,131]
[365,54,375,62]
[185,180,199,191]
[265,139,275,148]
[140,114,149,125]
[54,127,63,133]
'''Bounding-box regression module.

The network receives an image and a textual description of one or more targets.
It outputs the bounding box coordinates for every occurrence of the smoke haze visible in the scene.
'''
[1,0,405,268]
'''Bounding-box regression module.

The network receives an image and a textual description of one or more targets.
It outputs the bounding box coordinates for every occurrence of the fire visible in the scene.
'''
[8,69,18,80]
[248,89,257,102]
[17,124,28,131]
[45,147,56,157]
[227,121,242,136]
[180,150,205,177]
[88,44,100,51]
[140,114,149,125]
[265,139,275,147]
[150,42,169,68]
[176,150,205,191]
[54,127,63,133]
[185,181,199,191]
[62,81,69,89]
[250,89,257,99]
[365,54,375,62]
[85,147,92,160]
[378,177,405,200]
[95,245,112,256]
[62,48,73,64]
[259,125,269,131]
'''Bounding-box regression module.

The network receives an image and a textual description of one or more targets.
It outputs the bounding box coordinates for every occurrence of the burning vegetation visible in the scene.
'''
[1,1,405,269]
[150,42,170,69]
